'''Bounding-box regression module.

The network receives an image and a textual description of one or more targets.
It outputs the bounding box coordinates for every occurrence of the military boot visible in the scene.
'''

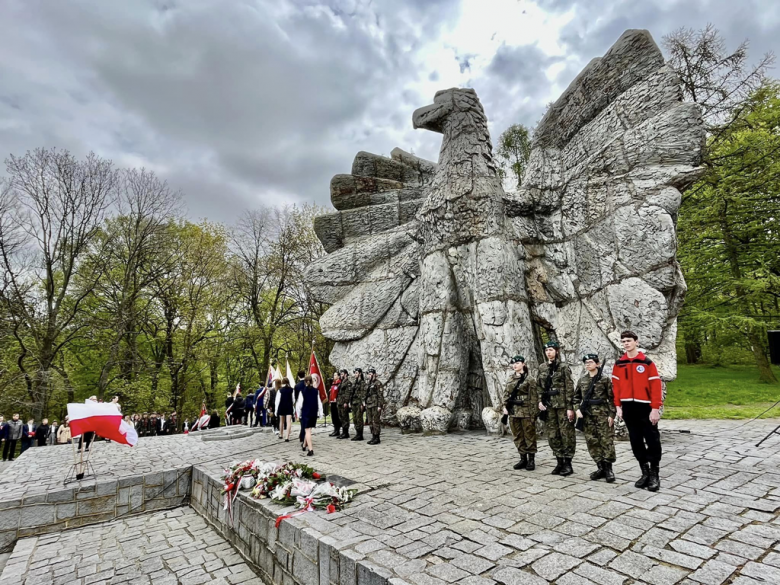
[551,457,563,475]
[635,463,651,489]
[647,463,660,492]
[351,432,364,441]
[560,458,573,477]
[367,434,378,445]
[604,461,615,483]
[526,454,536,471]
[337,430,350,440]
[589,461,605,481]
[374,435,380,445]
[513,454,528,470]
[329,428,340,437]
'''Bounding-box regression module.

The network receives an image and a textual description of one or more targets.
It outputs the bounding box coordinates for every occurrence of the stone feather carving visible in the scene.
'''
[307,30,705,434]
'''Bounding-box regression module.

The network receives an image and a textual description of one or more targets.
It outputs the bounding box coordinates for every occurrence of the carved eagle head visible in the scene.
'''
[412,87,484,134]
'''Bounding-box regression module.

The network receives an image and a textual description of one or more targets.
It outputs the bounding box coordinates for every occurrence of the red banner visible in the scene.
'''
[308,351,327,402]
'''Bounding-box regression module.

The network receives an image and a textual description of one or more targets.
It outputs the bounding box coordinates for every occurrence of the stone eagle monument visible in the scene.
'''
[307,30,705,434]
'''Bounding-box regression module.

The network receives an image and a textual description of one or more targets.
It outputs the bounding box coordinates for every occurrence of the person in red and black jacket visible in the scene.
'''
[612,330,663,491]
[328,372,341,437]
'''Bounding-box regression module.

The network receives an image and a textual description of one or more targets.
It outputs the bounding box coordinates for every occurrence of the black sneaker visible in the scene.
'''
[307,450,314,457]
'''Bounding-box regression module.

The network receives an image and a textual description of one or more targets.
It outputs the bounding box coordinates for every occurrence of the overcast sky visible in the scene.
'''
[1,0,778,223]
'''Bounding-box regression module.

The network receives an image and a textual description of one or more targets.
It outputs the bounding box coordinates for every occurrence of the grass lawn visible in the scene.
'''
[664,364,780,419]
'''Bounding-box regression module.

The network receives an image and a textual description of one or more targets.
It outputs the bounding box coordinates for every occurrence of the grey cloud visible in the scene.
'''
[0,0,461,220]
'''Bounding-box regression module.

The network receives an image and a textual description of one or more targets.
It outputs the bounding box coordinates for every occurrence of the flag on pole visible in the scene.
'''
[308,351,328,402]
[286,359,295,385]
[266,365,274,388]
[67,400,138,446]
[274,364,282,381]
[191,402,210,431]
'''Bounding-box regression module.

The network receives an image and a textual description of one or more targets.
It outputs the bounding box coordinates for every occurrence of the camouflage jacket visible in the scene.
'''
[502,373,538,418]
[536,359,574,410]
[336,378,352,407]
[364,379,386,408]
[574,372,616,418]
[348,377,367,405]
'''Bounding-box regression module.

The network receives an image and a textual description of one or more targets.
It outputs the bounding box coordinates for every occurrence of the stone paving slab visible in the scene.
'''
[0,507,262,584]
[3,419,780,584]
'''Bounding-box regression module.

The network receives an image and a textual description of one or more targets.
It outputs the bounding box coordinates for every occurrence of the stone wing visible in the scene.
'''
[505,29,705,380]
[307,149,436,416]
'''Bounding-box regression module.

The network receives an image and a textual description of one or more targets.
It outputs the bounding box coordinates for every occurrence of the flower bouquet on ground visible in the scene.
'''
[220,459,356,527]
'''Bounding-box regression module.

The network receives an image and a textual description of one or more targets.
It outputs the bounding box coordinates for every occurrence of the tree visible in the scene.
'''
[496,124,532,188]
[678,83,780,383]
[664,24,774,130]
[0,149,118,418]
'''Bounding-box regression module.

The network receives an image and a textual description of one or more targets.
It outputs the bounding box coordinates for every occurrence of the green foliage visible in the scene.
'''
[496,124,532,188]
[678,83,780,383]
[665,364,780,419]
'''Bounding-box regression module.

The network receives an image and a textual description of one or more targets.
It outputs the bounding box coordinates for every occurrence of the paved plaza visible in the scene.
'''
[1,419,780,584]
[0,508,262,585]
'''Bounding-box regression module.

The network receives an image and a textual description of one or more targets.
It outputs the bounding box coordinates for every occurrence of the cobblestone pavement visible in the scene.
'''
[3,419,780,584]
[0,507,262,585]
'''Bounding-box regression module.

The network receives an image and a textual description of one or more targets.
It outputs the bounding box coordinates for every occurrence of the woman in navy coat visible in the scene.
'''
[296,375,323,456]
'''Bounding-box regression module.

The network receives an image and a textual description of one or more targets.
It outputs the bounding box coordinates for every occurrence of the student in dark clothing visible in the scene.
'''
[232,391,245,426]
[208,410,221,428]
[35,419,50,447]
[3,414,23,461]
[21,419,36,453]
[275,378,295,441]
[296,376,323,456]
[294,370,307,445]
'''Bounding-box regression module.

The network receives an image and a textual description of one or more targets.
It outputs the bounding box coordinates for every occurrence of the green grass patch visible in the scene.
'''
[664,364,780,419]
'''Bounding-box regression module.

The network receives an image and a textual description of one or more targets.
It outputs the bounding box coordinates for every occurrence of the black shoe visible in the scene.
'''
[278,435,283,440]
[367,434,378,445]
[647,463,660,492]
[513,454,528,470]
[635,463,651,489]
[604,461,615,483]
[285,439,289,442]
[337,432,349,440]
[351,433,363,441]
[526,454,536,471]
[329,430,340,437]
[374,435,380,444]
[590,462,605,481]
[302,443,307,451]
[307,450,314,457]
[560,458,573,477]
[551,457,563,475]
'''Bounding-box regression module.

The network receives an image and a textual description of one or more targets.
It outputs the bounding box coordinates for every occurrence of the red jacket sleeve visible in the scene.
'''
[647,362,663,409]
[611,369,623,406]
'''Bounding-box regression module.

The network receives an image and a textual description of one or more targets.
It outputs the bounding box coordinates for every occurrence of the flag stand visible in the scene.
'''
[64,433,96,485]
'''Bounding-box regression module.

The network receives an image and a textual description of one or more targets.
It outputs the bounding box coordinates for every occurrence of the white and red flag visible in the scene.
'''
[67,400,138,446]
[191,403,210,431]
[308,351,327,402]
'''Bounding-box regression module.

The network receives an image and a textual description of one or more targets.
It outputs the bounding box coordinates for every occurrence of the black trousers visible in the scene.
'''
[330,402,341,430]
[3,439,18,460]
[622,401,662,465]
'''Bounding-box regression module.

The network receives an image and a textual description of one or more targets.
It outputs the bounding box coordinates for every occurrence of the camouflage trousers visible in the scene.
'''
[582,410,616,463]
[337,404,351,434]
[508,417,537,454]
[366,406,382,436]
[351,404,365,435]
[546,407,576,458]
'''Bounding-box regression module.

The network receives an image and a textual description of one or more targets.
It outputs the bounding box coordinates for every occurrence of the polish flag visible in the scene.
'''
[191,403,210,431]
[67,400,138,447]
[308,351,327,402]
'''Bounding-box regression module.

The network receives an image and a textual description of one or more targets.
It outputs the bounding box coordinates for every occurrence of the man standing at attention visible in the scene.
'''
[612,330,663,492]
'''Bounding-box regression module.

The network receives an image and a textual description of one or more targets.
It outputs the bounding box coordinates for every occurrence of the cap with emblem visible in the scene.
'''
[582,353,599,363]
[544,340,559,349]
[367,367,376,374]
[353,367,363,374]
[509,355,525,364]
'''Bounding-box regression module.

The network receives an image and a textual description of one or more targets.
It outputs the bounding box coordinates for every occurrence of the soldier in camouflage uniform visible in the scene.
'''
[336,369,352,439]
[537,340,576,476]
[364,368,386,445]
[350,368,367,441]
[574,353,616,483]
[502,355,538,471]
